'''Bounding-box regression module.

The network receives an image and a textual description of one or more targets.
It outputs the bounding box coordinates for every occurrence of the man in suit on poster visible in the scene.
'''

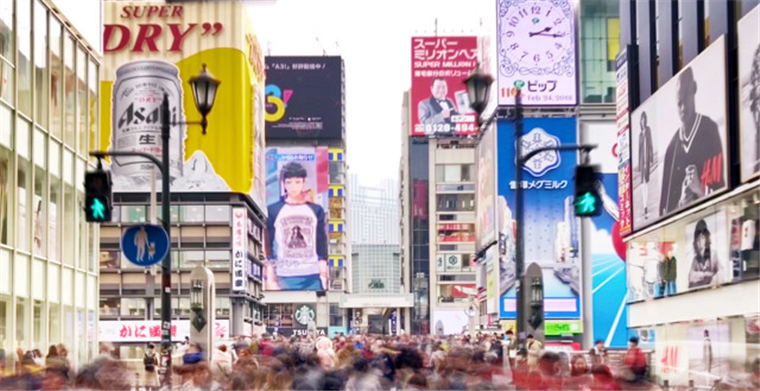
[418,78,459,133]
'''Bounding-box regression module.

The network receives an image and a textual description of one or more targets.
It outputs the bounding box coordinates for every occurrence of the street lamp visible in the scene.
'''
[464,62,494,123]
[188,64,221,134]
[91,65,220,388]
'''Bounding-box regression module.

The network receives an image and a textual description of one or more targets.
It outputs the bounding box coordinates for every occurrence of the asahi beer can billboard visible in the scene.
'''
[101,1,267,209]
[111,60,186,185]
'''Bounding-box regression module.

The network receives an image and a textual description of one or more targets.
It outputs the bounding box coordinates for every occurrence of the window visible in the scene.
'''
[34,0,48,128]
[181,205,204,223]
[436,194,475,212]
[581,0,620,103]
[49,16,62,139]
[100,297,119,316]
[63,34,75,147]
[48,142,61,261]
[215,297,230,317]
[17,0,32,115]
[33,299,45,350]
[120,298,146,317]
[329,304,342,327]
[0,1,13,62]
[48,302,59,345]
[17,119,32,251]
[33,129,46,256]
[205,205,230,223]
[122,205,147,223]
[87,59,98,163]
[63,152,75,265]
[0,110,13,246]
[76,47,86,154]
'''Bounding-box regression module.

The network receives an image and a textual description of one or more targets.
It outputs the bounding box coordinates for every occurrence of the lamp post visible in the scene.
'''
[92,65,220,388]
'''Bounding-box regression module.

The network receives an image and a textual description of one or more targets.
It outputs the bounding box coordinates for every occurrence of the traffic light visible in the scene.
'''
[574,164,602,217]
[84,170,112,222]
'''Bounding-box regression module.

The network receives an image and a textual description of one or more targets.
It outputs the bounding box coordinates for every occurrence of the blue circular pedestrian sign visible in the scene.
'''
[121,224,170,267]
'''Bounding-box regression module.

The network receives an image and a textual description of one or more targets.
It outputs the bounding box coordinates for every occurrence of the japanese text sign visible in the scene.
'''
[232,207,247,292]
[99,320,229,342]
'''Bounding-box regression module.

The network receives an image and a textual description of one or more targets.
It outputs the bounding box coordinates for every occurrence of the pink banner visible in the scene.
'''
[411,36,479,137]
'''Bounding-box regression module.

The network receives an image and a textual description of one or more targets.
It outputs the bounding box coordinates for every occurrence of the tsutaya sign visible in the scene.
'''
[100,1,268,211]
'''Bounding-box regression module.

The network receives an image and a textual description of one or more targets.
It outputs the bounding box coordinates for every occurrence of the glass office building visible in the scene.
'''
[0,0,102,370]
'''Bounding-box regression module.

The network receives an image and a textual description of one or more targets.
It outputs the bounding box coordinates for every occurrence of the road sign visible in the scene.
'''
[121,224,170,267]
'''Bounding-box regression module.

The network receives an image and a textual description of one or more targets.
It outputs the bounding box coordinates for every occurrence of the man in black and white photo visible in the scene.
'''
[418,78,459,129]
[748,45,760,173]
[659,68,725,216]
[638,111,654,219]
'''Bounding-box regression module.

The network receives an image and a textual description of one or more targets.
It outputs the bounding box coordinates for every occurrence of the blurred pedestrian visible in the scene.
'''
[624,336,648,384]
[143,343,159,391]
[526,334,542,369]
[589,340,608,365]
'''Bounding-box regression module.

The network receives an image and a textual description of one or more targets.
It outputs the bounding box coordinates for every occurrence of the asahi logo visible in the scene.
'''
[117,102,180,131]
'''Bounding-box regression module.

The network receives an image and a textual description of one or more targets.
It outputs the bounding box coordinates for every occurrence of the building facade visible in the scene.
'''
[348,174,400,245]
[619,0,760,386]
[97,0,268,357]
[0,0,103,369]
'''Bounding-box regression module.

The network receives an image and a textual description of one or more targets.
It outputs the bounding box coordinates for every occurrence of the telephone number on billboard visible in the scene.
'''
[415,122,478,135]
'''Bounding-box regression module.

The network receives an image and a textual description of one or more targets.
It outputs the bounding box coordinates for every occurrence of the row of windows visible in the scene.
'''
[435,164,474,183]
[109,204,233,224]
[100,297,231,318]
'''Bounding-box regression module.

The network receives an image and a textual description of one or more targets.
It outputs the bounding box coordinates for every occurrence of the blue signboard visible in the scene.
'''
[121,224,170,267]
[497,118,581,319]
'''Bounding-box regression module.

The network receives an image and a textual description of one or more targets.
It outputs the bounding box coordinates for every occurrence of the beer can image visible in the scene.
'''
[111,60,186,184]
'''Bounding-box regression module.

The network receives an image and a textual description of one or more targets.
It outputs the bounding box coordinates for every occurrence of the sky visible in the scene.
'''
[245,0,498,186]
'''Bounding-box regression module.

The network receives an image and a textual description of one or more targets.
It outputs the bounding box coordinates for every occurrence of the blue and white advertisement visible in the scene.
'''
[497,117,581,319]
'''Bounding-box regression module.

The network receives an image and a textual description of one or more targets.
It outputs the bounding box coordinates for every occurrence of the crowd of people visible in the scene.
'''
[0,333,757,391]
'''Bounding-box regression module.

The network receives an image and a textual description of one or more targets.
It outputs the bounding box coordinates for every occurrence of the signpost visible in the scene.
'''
[121,224,170,267]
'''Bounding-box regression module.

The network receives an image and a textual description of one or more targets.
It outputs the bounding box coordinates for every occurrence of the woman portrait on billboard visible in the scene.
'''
[688,219,723,289]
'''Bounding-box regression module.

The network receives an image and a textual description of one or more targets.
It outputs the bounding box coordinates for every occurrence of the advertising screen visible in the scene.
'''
[100,1,266,205]
[497,117,581,319]
[738,5,760,182]
[630,38,728,232]
[477,124,497,251]
[410,36,479,137]
[264,147,329,291]
[496,0,578,106]
[264,56,343,141]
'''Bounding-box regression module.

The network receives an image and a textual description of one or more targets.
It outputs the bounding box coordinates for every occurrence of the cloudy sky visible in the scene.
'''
[246,0,498,185]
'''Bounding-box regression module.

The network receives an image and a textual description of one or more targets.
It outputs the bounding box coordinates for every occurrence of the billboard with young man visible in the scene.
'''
[738,4,760,182]
[264,147,329,291]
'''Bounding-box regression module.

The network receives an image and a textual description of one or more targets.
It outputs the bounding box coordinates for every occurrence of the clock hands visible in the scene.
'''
[534,32,566,38]
[528,26,552,37]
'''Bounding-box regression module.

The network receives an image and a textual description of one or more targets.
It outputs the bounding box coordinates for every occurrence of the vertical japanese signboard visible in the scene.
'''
[616,48,632,236]
[232,207,247,292]
[410,36,479,137]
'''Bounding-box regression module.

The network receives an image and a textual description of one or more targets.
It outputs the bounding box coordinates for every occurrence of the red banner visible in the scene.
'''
[411,36,479,137]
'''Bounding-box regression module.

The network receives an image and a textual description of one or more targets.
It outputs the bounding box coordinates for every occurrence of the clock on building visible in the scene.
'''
[499,0,575,77]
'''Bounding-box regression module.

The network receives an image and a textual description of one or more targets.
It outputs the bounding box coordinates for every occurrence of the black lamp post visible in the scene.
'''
[92,65,220,388]
[464,63,494,126]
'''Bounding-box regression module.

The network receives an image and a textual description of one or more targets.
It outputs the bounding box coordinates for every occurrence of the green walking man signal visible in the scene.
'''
[84,170,113,222]
[574,165,602,217]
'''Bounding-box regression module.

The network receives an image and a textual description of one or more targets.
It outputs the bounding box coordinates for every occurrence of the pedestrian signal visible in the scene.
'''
[85,170,112,222]
[574,165,602,217]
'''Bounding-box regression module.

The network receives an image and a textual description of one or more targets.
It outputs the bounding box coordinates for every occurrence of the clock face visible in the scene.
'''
[500,0,574,74]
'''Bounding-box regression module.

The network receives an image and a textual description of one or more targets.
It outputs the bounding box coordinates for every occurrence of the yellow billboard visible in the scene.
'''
[100,1,267,209]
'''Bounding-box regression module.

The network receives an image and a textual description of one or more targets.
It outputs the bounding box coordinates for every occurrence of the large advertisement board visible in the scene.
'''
[630,38,728,231]
[410,36,479,137]
[477,124,497,251]
[101,1,266,206]
[497,117,581,319]
[738,5,760,182]
[497,0,578,106]
[264,147,329,291]
[616,48,633,236]
[264,56,343,141]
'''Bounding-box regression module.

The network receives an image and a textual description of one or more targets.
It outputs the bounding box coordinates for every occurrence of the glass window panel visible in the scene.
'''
[180,205,204,223]
[444,165,461,182]
[0,249,9,295]
[15,254,29,298]
[63,305,72,346]
[49,172,60,261]
[48,139,60,176]
[76,47,86,154]
[17,125,32,251]
[16,297,29,350]
[34,0,48,128]
[215,297,230,317]
[0,0,14,62]
[33,130,46,256]
[87,219,96,272]
[48,302,59,345]
[62,267,72,305]
[63,182,75,265]
[49,16,62,139]
[75,158,84,191]
[0,59,14,104]
[31,258,45,300]
[0,295,9,356]
[155,205,180,223]
[120,298,146,316]
[0,103,10,148]
[63,149,72,184]
[205,205,230,223]
[75,272,84,307]
[122,205,147,223]
[63,34,75,147]
[0,141,13,246]
[47,262,59,303]
[17,0,32,115]
[78,190,85,269]
[87,275,96,309]
[87,59,97,163]
[16,117,30,159]
[33,299,45,350]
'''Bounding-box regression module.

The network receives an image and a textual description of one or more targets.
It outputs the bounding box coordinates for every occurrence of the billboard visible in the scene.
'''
[477,124,497,251]
[410,36,479,137]
[738,5,760,182]
[264,56,343,141]
[100,1,266,205]
[616,48,633,236]
[496,0,578,106]
[497,117,581,319]
[630,37,728,232]
[264,147,329,291]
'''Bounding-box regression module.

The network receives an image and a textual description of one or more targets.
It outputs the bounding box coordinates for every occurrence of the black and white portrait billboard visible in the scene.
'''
[738,5,760,182]
[630,37,728,231]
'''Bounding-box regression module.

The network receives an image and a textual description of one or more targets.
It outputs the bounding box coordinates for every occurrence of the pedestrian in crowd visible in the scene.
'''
[624,336,648,384]
[526,334,543,369]
[212,344,233,382]
[143,343,159,391]
[566,355,592,390]
[589,339,608,365]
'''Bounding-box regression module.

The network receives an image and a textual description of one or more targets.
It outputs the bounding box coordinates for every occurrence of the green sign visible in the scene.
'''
[574,191,597,215]
[544,320,582,336]
[294,304,316,326]
[514,80,525,89]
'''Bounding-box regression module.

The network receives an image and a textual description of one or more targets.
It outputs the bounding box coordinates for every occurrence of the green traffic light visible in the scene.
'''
[575,191,597,215]
[90,197,106,220]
